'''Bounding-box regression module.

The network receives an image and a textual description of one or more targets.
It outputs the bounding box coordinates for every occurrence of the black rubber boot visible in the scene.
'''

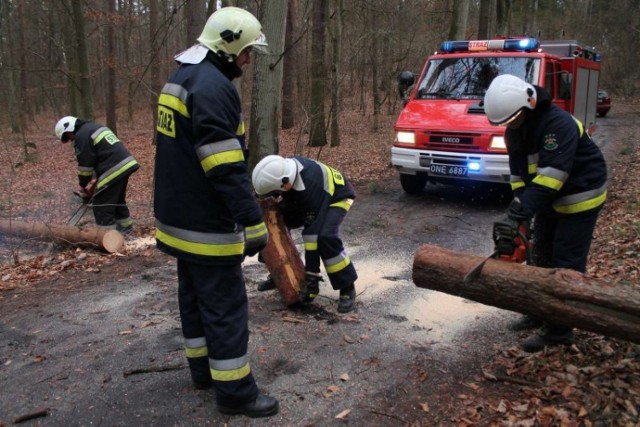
[522,324,573,353]
[257,276,276,292]
[218,394,279,418]
[337,285,356,313]
[299,273,322,303]
[508,314,544,332]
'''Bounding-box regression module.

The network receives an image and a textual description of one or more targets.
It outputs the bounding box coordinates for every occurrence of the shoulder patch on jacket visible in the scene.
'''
[543,133,559,151]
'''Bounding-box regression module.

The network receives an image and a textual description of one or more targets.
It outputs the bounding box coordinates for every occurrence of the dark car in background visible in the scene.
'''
[597,89,611,117]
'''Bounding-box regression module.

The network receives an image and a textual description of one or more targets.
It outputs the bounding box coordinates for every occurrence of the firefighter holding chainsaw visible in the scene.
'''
[54,116,139,233]
[483,74,607,353]
[252,155,358,314]
[153,7,278,418]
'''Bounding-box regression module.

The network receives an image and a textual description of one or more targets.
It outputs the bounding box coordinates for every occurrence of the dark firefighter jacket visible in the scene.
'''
[153,52,265,266]
[279,156,356,260]
[506,86,607,218]
[73,121,139,190]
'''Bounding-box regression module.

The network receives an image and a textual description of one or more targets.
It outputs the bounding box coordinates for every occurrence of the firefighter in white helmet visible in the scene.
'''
[153,7,277,418]
[54,116,139,233]
[252,155,358,314]
[484,74,607,352]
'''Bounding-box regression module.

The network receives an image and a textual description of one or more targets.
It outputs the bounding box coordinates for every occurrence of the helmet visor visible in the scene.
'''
[250,32,269,54]
[493,108,525,126]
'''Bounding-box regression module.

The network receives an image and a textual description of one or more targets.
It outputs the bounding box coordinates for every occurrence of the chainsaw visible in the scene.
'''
[463,222,533,283]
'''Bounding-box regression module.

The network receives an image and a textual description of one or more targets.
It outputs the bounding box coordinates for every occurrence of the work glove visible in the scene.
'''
[243,221,268,257]
[493,216,520,256]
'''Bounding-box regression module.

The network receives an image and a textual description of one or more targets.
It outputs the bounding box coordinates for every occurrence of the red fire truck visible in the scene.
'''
[392,37,601,194]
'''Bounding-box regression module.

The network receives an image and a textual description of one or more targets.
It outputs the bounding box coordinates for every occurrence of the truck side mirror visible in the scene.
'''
[559,72,572,100]
[398,71,416,106]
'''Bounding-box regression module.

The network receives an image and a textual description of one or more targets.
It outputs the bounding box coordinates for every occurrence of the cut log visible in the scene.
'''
[413,244,640,344]
[0,219,124,254]
[258,198,305,306]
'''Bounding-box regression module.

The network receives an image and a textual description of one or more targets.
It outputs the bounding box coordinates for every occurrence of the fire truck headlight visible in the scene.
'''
[395,131,415,144]
[468,161,481,171]
[489,136,506,150]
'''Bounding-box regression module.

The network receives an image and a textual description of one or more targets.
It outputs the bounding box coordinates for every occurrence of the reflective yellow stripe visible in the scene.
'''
[96,160,139,189]
[532,174,564,190]
[573,117,584,136]
[554,190,607,214]
[200,150,245,173]
[185,346,208,358]
[78,170,93,177]
[210,363,251,382]
[304,242,318,251]
[322,164,335,195]
[245,222,267,240]
[511,181,525,191]
[236,121,245,136]
[528,163,537,174]
[158,93,190,118]
[330,199,354,211]
[156,228,244,256]
[325,256,351,274]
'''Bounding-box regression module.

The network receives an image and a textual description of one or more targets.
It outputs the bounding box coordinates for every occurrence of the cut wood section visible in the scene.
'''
[0,219,124,254]
[259,198,305,306]
[413,244,640,344]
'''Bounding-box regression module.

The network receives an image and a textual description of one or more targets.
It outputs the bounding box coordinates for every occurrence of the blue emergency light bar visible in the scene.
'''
[440,38,540,53]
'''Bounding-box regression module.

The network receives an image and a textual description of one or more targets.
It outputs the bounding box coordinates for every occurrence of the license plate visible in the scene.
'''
[429,164,468,177]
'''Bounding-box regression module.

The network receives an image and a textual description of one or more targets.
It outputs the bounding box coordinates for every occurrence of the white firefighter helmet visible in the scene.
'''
[483,74,537,125]
[54,116,78,142]
[252,155,298,196]
[197,7,267,61]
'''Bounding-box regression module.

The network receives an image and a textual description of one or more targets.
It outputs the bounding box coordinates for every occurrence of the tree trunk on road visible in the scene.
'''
[412,244,640,344]
[0,220,124,254]
[258,198,304,306]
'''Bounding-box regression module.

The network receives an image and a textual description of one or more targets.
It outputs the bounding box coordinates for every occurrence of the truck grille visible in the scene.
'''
[426,132,481,150]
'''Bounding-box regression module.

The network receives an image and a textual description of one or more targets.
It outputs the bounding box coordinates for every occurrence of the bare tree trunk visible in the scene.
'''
[149,0,161,133]
[495,0,512,36]
[308,0,327,147]
[478,0,491,39]
[185,1,206,45]
[281,0,299,130]
[448,0,469,40]
[329,0,342,147]
[106,0,118,133]
[72,0,93,119]
[412,244,640,344]
[248,0,288,165]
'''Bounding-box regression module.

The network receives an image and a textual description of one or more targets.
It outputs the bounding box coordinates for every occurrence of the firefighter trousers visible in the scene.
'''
[532,205,603,272]
[92,177,132,229]
[306,206,358,290]
[177,259,259,406]
[531,206,603,335]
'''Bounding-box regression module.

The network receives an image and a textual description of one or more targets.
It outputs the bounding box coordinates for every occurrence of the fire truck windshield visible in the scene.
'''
[415,56,540,100]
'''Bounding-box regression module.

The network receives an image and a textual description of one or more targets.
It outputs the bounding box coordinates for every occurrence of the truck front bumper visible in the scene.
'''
[391,146,511,184]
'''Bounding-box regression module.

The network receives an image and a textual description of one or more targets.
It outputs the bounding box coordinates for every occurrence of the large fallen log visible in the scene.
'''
[0,219,124,254]
[258,198,305,306]
[413,244,640,344]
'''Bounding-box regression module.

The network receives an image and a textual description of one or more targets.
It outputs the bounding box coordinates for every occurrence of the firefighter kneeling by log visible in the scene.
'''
[252,155,358,313]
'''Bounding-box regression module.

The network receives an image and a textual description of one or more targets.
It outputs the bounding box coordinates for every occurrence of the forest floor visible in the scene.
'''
[0,100,638,426]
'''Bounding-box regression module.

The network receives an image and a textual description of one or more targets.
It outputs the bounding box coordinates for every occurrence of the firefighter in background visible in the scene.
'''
[54,116,139,233]
[252,155,358,314]
[153,7,278,418]
[483,74,607,353]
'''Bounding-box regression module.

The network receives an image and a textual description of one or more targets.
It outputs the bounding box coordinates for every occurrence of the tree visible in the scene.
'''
[448,0,470,40]
[308,0,327,148]
[71,0,93,119]
[281,0,300,130]
[105,0,117,132]
[248,0,289,165]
